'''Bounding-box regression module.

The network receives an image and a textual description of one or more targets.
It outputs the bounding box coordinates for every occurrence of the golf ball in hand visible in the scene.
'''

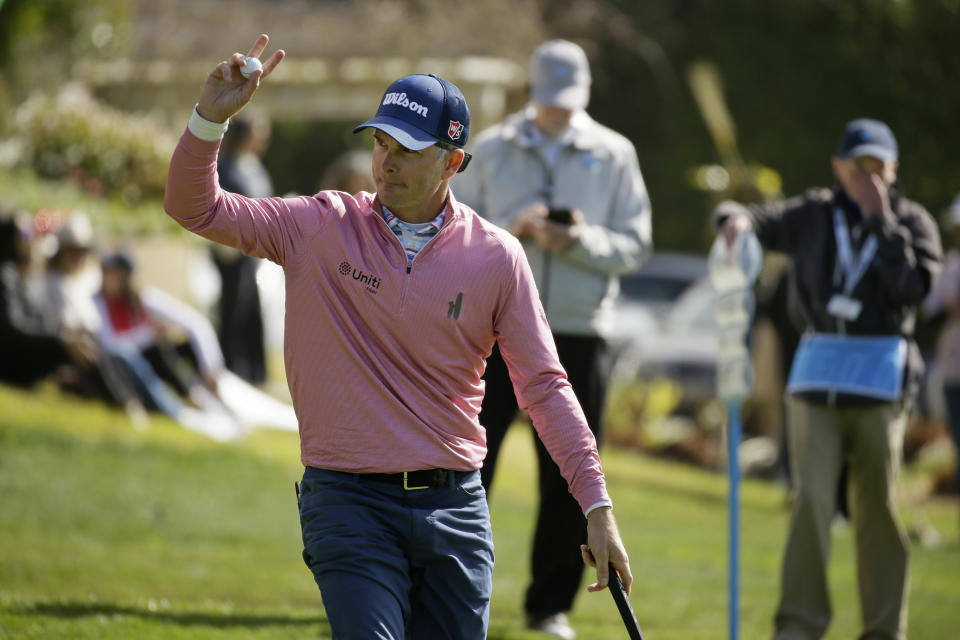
[240,57,262,78]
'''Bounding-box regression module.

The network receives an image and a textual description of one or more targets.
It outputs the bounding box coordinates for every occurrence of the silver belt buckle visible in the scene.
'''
[403,471,430,491]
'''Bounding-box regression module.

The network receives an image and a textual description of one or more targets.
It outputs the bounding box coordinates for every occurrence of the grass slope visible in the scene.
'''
[1,384,957,639]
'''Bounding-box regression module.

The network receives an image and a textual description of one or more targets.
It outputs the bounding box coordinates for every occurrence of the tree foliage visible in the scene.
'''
[3,0,959,249]
[12,84,176,204]
[0,0,130,97]
[542,0,960,250]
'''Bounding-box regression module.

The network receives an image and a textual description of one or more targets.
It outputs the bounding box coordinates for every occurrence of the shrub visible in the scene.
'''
[10,83,176,204]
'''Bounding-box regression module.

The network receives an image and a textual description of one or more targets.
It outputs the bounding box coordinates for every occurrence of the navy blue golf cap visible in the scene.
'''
[354,74,471,152]
[836,118,898,162]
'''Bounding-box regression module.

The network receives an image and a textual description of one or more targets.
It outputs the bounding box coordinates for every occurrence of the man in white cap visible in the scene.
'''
[455,39,652,638]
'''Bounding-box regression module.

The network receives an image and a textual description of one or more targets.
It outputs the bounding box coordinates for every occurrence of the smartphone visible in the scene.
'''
[547,208,573,225]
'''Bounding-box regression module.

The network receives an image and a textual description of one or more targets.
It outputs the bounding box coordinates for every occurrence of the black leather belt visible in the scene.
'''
[364,469,453,490]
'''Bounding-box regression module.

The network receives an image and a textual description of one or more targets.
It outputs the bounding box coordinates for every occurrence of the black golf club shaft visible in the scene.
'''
[609,562,645,640]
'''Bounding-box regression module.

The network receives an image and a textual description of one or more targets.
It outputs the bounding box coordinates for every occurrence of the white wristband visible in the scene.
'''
[188,105,229,141]
[585,500,613,517]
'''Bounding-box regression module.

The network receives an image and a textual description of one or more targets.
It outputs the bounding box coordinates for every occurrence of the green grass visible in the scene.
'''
[1,384,958,639]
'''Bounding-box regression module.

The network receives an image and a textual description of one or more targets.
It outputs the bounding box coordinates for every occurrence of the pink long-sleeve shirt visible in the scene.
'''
[164,129,608,513]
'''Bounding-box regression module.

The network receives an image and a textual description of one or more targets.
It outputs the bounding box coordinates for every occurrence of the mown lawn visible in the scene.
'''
[1,383,957,639]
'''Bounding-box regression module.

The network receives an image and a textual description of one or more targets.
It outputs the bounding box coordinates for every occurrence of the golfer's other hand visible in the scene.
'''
[582,506,632,595]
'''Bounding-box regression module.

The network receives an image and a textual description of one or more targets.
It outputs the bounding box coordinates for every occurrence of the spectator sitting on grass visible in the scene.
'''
[94,249,298,439]
[39,211,149,424]
[0,207,103,394]
[92,249,241,440]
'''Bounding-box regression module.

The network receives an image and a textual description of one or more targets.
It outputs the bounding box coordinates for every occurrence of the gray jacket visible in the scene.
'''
[454,109,652,337]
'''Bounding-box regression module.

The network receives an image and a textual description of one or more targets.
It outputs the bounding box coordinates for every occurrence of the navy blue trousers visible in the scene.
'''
[298,467,494,639]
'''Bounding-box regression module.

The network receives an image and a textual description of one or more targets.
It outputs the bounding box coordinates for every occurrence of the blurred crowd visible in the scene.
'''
[0,112,378,441]
[0,204,301,440]
[924,197,960,498]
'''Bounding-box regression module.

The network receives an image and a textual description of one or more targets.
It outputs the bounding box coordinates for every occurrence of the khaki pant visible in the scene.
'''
[774,398,909,640]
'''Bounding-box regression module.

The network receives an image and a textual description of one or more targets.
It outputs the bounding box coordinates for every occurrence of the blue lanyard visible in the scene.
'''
[833,207,877,295]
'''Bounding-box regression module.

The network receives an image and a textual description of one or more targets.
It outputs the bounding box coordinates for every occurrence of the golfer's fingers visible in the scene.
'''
[580,544,596,567]
[246,33,269,59]
[594,552,610,590]
[226,53,247,77]
[231,53,261,83]
[261,49,285,77]
[212,59,234,83]
[614,558,633,596]
[582,545,610,592]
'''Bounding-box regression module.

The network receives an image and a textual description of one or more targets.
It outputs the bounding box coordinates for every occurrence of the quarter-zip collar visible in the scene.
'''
[370,191,461,231]
[369,191,462,273]
[381,204,445,268]
[382,205,445,235]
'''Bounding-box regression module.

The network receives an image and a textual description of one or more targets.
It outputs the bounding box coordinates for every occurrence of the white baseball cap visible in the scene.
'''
[55,211,94,249]
[529,40,591,110]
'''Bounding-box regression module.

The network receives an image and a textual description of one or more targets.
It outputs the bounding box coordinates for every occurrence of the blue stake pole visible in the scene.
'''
[727,399,742,640]
[709,227,761,640]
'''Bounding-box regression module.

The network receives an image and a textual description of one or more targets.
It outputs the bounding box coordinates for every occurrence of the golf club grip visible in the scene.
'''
[609,562,645,640]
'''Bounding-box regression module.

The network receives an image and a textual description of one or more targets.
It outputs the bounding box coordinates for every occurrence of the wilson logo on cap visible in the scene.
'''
[447,120,464,141]
[382,92,429,118]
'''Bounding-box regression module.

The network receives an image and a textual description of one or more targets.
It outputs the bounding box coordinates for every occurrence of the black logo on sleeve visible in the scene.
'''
[447,292,463,320]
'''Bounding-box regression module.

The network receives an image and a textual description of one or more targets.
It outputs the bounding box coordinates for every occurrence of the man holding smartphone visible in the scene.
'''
[455,39,652,639]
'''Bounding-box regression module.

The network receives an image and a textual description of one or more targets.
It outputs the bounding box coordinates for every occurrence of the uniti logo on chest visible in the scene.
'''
[338,261,381,294]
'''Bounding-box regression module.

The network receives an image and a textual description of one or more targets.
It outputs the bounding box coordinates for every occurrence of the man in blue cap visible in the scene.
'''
[164,34,631,640]
[716,119,942,639]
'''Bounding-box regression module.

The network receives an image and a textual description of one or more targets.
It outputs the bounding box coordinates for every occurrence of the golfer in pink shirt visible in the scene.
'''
[164,35,631,639]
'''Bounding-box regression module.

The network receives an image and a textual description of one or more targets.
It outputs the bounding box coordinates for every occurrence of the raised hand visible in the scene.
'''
[196,34,285,124]
[846,171,890,219]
